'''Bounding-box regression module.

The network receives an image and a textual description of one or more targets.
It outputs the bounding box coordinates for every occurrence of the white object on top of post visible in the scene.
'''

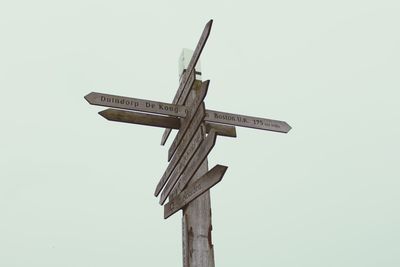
[179,48,202,81]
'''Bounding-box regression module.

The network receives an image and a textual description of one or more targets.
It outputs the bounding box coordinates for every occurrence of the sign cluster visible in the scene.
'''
[85,19,291,219]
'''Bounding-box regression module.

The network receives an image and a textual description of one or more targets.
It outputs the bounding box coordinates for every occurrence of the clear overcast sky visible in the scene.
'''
[1,1,399,266]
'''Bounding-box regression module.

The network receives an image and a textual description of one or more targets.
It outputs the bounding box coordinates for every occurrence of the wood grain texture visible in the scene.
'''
[155,128,203,197]
[160,71,196,145]
[159,129,217,205]
[164,164,227,219]
[98,108,237,138]
[87,91,291,133]
[161,20,213,146]
[99,109,180,129]
[168,81,209,161]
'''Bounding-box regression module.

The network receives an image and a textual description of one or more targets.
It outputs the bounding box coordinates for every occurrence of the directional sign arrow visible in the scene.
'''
[84,92,186,117]
[155,128,203,197]
[163,164,227,219]
[86,92,291,133]
[206,109,292,133]
[98,109,180,129]
[160,129,218,205]
[99,108,237,138]
[160,20,213,146]
[168,80,209,161]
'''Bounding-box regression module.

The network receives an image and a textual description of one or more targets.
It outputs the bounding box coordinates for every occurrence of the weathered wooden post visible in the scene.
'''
[84,19,291,267]
[177,49,214,267]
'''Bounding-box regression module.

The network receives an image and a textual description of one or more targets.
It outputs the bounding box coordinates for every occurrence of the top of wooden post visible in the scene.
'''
[179,49,202,81]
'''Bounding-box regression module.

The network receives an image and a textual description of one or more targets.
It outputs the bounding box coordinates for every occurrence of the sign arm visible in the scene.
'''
[160,19,213,146]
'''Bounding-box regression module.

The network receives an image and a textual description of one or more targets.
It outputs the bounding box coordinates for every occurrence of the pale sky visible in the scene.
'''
[1,1,399,266]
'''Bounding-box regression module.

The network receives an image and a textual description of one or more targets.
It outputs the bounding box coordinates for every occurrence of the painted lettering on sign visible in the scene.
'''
[154,127,204,197]
[205,109,291,133]
[168,81,208,161]
[160,129,218,205]
[99,95,181,114]
[87,92,291,133]
[212,112,248,123]
[100,95,140,107]
[85,92,187,118]
[164,164,227,219]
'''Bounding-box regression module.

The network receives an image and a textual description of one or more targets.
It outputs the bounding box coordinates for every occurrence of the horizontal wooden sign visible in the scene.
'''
[99,109,180,129]
[160,129,218,205]
[85,92,187,117]
[205,109,291,133]
[99,108,237,138]
[164,164,227,219]
[86,92,291,133]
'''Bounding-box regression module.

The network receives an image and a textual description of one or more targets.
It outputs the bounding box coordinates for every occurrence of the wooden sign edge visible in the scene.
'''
[160,19,213,145]
[159,129,218,205]
[168,81,209,160]
[98,108,237,138]
[164,164,227,219]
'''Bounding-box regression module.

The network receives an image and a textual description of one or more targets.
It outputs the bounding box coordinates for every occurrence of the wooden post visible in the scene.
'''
[176,49,214,266]
[182,161,215,267]
[180,76,215,267]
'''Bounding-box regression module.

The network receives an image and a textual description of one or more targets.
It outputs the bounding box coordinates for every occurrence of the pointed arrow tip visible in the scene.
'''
[207,19,213,29]
[286,123,292,133]
[212,164,228,182]
[84,92,95,103]
[98,109,110,120]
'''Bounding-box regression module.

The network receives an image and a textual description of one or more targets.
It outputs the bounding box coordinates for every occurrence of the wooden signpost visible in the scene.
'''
[85,19,291,267]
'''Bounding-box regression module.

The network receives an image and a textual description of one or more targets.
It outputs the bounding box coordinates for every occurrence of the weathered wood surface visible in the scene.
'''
[183,156,215,267]
[173,130,218,195]
[85,91,186,117]
[182,215,189,267]
[160,129,217,205]
[205,122,236,138]
[205,109,291,133]
[99,108,237,138]
[98,109,180,129]
[168,81,209,161]
[169,105,205,162]
[164,164,227,219]
[160,20,213,146]
[154,128,203,197]
[154,124,234,197]
[160,71,196,145]
[86,91,291,133]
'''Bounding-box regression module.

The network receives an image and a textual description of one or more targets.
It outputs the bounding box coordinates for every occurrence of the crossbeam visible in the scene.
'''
[99,108,237,137]
[85,91,291,133]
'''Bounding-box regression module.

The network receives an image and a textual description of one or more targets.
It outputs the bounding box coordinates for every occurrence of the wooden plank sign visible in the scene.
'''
[84,92,186,117]
[160,20,213,145]
[160,71,196,145]
[154,127,204,197]
[85,91,291,133]
[99,109,180,129]
[160,129,218,205]
[168,80,209,161]
[98,108,237,138]
[206,109,291,133]
[164,164,227,219]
